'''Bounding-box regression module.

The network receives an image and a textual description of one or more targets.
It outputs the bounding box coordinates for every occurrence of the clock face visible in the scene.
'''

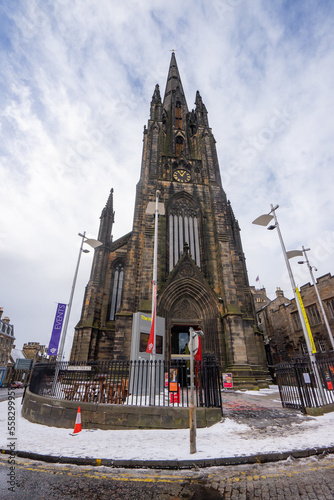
[173,169,191,183]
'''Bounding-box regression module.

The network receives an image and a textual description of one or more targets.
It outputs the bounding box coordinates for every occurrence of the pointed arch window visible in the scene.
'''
[109,262,124,320]
[175,101,182,129]
[175,136,184,156]
[168,200,201,271]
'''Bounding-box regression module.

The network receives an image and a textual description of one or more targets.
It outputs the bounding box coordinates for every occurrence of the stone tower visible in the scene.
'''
[70,53,270,388]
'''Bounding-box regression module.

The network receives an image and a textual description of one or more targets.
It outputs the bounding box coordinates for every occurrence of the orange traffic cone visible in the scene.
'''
[70,406,81,436]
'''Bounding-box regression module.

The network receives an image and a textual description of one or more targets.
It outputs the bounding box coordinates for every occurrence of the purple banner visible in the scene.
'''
[48,303,67,356]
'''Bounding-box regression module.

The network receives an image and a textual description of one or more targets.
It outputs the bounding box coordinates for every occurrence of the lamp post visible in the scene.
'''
[57,232,103,362]
[189,327,204,454]
[52,232,102,395]
[252,204,325,401]
[298,246,334,350]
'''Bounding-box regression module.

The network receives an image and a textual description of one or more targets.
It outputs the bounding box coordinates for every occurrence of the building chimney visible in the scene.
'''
[0,308,3,319]
[3,316,10,323]
[276,287,284,298]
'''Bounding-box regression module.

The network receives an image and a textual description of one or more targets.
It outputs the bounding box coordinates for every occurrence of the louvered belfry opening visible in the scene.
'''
[168,199,201,271]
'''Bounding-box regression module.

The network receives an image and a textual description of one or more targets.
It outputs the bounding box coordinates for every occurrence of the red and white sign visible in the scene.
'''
[223,373,233,389]
[146,283,156,354]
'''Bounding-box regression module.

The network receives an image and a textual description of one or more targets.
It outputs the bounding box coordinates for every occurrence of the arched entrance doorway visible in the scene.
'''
[157,252,222,365]
[171,323,202,359]
[170,323,201,389]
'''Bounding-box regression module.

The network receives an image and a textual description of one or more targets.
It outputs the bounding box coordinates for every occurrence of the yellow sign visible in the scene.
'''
[141,314,152,322]
[295,287,317,353]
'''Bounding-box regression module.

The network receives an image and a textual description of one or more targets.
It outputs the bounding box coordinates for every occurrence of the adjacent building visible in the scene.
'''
[22,342,47,363]
[0,308,15,386]
[254,274,334,362]
[9,347,27,365]
[70,53,270,388]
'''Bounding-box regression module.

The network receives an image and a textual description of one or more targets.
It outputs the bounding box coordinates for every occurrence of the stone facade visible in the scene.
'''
[22,388,221,430]
[0,308,15,385]
[250,286,271,312]
[70,53,270,388]
[22,342,47,362]
[0,309,15,365]
[255,274,334,362]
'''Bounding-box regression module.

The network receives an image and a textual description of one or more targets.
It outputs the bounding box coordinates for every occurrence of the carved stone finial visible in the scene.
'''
[151,84,161,104]
[195,90,203,108]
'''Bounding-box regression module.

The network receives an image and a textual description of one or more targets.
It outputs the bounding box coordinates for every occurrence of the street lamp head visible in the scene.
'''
[78,233,103,249]
[298,261,305,265]
[252,214,274,226]
[267,224,276,230]
[82,249,90,254]
[84,238,103,249]
[286,250,304,260]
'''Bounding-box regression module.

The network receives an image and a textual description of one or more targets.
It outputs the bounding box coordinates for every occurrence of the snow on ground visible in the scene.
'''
[1,395,334,461]
[234,387,280,396]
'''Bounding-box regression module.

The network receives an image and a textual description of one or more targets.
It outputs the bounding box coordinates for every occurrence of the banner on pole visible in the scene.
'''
[48,303,67,356]
[194,336,202,362]
[146,283,156,354]
[295,287,316,353]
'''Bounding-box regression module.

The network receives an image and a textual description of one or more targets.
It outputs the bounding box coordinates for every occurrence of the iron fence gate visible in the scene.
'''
[275,356,334,413]
[29,358,223,410]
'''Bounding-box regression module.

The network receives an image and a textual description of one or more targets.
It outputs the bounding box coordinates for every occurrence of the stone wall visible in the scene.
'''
[22,389,222,430]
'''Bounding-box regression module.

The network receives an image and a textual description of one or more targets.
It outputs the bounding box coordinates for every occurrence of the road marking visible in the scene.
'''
[0,458,194,483]
[1,456,333,485]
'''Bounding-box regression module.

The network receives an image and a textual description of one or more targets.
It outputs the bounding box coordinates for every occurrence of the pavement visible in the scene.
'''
[2,388,334,468]
[0,387,24,402]
[221,389,311,431]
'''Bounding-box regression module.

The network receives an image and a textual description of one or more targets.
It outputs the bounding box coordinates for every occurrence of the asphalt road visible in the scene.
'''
[1,454,333,499]
[0,387,25,403]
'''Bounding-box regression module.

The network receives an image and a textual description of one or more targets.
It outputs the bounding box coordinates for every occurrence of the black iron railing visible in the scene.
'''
[275,355,334,412]
[29,358,222,409]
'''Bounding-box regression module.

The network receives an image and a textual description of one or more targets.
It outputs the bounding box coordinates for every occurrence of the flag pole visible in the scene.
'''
[146,190,159,358]
[147,190,159,403]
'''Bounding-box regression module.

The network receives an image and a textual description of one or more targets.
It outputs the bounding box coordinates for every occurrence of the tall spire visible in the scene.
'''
[163,52,188,111]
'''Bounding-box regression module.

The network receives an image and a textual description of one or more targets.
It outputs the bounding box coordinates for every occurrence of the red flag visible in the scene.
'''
[146,283,156,354]
[194,335,202,362]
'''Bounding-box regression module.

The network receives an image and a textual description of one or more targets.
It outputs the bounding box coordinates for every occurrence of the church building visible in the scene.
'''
[70,53,270,388]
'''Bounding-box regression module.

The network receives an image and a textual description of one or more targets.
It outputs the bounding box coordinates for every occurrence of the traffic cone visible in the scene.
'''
[70,407,81,435]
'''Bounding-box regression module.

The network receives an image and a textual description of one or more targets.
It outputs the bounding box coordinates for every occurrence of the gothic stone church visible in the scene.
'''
[70,53,270,388]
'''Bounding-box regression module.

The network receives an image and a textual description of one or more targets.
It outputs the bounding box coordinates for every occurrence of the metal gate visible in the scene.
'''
[275,356,334,413]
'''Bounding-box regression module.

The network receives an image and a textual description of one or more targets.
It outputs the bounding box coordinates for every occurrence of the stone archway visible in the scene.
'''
[157,253,221,362]
[169,296,202,360]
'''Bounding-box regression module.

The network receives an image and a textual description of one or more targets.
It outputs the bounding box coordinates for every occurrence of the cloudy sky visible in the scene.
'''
[1,0,333,357]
